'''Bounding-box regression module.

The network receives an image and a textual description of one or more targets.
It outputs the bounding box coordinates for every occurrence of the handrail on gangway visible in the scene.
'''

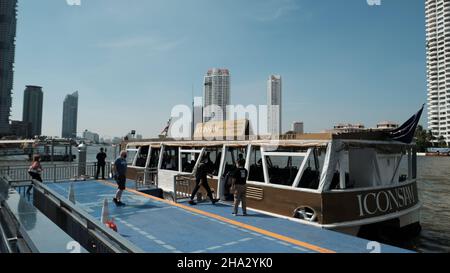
[1,177,143,253]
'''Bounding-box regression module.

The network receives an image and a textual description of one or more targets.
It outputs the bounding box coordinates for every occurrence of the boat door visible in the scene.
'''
[217,144,249,201]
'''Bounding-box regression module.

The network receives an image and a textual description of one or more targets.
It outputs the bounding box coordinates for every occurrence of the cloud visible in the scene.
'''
[95,36,184,52]
[253,0,300,22]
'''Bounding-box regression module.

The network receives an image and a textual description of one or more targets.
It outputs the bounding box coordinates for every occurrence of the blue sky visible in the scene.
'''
[11,0,426,139]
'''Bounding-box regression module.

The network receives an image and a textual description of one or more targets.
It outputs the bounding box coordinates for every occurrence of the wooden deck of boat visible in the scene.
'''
[45,179,412,253]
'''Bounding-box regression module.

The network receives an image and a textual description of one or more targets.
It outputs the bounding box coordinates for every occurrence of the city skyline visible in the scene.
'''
[9,0,426,138]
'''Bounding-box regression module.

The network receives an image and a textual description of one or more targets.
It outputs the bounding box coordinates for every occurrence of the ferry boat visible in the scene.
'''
[121,107,424,239]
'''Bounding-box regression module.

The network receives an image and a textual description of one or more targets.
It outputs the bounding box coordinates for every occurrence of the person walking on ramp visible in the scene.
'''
[95,148,107,180]
[188,155,219,206]
[27,155,43,194]
[230,159,248,216]
[112,150,128,207]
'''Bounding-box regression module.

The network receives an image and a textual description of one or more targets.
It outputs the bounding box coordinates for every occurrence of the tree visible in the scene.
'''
[438,135,448,148]
[414,125,432,152]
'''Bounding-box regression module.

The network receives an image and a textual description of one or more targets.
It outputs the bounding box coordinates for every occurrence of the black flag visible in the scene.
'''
[388,104,425,144]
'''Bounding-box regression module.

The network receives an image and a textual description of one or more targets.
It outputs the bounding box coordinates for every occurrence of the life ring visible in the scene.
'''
[293,206,317,222]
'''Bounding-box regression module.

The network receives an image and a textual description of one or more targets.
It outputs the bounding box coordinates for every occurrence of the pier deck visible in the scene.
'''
[45,180,411,253]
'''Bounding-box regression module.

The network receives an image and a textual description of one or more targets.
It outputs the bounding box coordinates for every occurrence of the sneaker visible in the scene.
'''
[188,200,197,206]
[232,212,237,216]
[243,213,248,216]
[117,201,126,207]
[211,198,220,205]
[113,198,120,206]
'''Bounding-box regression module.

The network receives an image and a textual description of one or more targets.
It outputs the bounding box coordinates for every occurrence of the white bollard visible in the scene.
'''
[68,183,76,204]
[101,198,110,224]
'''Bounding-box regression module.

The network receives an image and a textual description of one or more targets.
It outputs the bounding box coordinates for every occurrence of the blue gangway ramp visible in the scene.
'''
[45,180,412,253]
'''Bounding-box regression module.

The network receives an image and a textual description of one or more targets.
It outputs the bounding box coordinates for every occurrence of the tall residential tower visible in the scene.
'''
[0,0,17,135]
[267,75,282,135]
[426,0,450,144]
[23,86,44,137]
[62,91,79,138]
[203,68,230,122]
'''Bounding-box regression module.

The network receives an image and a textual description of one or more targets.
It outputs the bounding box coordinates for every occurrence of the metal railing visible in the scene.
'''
[134,168,158,191]
[0,163,112,183]
[32,181,142,253]
[0,176,142,253]
[173,174,216,203]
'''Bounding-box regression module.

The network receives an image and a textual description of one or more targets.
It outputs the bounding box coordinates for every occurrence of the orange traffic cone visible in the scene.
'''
[105,218,118,232]
[101,199,118,232]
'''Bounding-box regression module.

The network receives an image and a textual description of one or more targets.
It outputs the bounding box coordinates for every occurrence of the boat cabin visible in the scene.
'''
[121,132,420,235]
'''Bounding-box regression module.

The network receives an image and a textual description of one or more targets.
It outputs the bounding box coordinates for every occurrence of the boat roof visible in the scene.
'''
[124,131,413,148]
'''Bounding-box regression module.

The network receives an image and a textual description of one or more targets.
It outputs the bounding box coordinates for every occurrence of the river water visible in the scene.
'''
[408,156,450,253]
[1,145,449,253]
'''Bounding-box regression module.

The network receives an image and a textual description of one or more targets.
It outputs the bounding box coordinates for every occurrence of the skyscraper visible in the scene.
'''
[292,122,304,134]
[23,86,44,137]
[426,0,450,144]
[0,0,17,136]
[203,68,230,122]
[62,91,79,138]
[267,75,282,135]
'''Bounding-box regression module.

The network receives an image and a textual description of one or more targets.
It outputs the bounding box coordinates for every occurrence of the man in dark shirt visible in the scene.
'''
[230,159,248,216]
[113,151,128,207]
[188,156,220,206]
[95,148,107,180]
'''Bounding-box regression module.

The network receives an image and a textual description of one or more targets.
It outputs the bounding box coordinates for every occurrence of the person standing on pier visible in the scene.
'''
[230,159,248,216]
[27,155,43,194]
[112,150,128,207]
[188,155,219,206]
[95,148,107,180]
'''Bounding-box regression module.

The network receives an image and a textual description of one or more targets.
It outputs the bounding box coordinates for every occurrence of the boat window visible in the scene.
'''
[181,151,201,173]
[329,151,350,190]
[161,146,179,171]
[329,148,407,190]
[204,147,222,176]
[248,146,265,183]
[376,152,406,185]
[134,146,149,167]
[148,148,160,169]
[222,147,247,177]
[126,146,139,165]
[297,149,326,190]
[267,155,304,186]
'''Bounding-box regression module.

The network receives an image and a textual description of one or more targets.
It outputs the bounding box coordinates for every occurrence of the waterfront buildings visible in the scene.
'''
[0,0,17,136]
[203,68,230,122]
[377,121,399,130]
[267,75,282,135]
[10,120,31,139]
[426,0,450,144]
[62,91,79,139]
[82,130,99,144]
[292,122,304,134]
[22,85,44,137]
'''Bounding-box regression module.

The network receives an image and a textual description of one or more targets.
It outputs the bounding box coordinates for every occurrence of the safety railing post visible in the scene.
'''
[53,164,56,182]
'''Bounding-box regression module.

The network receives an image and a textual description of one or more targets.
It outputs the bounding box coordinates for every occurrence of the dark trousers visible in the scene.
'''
[96,163,105,179]
[190,178,214,201]
[28,172,42,194]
